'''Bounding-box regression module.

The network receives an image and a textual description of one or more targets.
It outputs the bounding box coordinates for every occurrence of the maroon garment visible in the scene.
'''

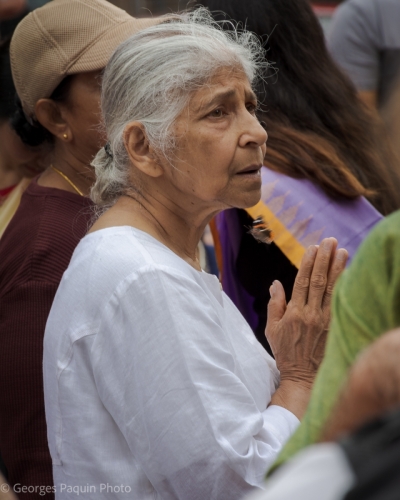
[0,179,93,499]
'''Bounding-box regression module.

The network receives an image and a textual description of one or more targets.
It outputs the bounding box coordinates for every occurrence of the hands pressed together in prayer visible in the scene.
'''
[266,238,348,419]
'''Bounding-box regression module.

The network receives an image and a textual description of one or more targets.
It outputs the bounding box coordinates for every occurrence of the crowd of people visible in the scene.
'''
[0,0,400,499]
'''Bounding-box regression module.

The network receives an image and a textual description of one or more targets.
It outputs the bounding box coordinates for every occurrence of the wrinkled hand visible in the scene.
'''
[266,238,348,387]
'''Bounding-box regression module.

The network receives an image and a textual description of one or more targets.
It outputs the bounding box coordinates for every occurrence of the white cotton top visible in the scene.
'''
[43,226,299,500]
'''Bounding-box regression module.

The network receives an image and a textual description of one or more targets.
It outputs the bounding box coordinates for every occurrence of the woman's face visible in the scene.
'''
[0,120,45,178]
[163,67,267,212]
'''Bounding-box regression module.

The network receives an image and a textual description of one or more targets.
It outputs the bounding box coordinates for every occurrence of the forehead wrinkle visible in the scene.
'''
[185,65,255,115]
[191,86,257,115]
[192,88,236,114]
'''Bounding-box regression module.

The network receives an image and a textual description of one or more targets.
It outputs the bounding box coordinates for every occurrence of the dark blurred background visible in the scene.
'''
[1,1,343,37]
[110,0,342,19]
[110,0,343,37]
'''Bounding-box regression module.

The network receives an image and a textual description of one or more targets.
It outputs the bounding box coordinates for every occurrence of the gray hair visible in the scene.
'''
[91,7,267,207]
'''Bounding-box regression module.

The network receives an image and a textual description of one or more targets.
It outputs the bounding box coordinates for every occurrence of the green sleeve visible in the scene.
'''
[271,210,400,471]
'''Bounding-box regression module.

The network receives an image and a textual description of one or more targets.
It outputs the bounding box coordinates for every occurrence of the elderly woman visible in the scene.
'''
[0,0,160,496]
[44,10,347,499]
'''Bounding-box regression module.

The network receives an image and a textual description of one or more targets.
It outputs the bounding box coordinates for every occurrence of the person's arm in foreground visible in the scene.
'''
[323,327,400,442]
[274,211,400,470]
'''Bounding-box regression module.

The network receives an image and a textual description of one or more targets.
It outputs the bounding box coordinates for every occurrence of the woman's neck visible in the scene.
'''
[37,147,95,197]
[90,192,216,271]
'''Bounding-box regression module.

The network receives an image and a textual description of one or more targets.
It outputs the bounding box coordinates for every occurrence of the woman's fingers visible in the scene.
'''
[321,248,348,312]
[307,238,338,310]
[265,280,287,347]
[289,237,345,311]
[290,245,318,308]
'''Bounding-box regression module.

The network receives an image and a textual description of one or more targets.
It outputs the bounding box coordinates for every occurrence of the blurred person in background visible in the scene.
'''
[0,0,161,497]
[0,0,50,21]
[381,77,400,162]
[0,0,26,20]
[202,0,400,351]
[0,1,51,39]
[0,28,45,238]
[328,0,400,111]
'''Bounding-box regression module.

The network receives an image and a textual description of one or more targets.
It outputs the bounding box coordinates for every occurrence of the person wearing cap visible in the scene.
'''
[0,0,161,497]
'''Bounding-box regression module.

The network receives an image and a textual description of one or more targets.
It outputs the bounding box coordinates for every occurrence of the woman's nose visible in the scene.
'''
[239,115,268,148]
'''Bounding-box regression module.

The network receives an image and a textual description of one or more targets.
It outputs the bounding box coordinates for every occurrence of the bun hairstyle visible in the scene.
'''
[10,75,73,147]
[91,7,267,208]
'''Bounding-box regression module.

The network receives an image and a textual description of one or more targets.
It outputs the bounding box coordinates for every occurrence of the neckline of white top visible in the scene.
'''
[84,224,222,293]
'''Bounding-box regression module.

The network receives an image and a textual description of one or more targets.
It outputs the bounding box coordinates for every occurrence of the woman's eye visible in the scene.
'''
[208,108,225,118]
[247,103,257,114]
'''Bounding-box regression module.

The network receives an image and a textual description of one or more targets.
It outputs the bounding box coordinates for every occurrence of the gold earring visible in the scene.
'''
[63,133,68,139]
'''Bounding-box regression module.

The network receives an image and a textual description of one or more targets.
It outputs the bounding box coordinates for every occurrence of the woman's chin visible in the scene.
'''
[230,187,262,210]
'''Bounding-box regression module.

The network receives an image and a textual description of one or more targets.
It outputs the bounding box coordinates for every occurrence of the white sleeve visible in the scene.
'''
[328,0,379,91]
[243,443,354,500]
[91,267,298,500]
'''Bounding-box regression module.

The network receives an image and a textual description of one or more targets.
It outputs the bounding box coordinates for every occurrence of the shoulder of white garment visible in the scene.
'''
[63,225,223,302]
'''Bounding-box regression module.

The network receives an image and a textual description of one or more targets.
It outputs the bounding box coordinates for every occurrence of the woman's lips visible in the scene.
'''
[236,164,262,175]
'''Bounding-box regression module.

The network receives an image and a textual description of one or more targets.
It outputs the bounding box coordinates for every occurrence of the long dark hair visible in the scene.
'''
[201,0,400,215]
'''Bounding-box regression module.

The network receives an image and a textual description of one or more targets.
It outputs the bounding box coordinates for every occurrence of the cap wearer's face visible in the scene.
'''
[58,70,105,164]
[159,67,267,212]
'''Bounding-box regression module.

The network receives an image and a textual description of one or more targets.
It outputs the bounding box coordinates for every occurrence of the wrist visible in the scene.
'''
[270,380,312,420]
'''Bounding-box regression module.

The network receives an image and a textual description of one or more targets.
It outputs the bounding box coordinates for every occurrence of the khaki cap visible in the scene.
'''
[10,0,162,118]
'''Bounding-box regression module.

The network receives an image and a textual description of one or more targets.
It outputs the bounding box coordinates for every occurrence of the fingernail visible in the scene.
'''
[337,248,348,260]
[307,245,318,256]
[270,281,276,297]
[322,239,333,250]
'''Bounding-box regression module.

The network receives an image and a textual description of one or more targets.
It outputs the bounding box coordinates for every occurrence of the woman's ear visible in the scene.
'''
[35,98,72,142]
[124,122,163,178]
